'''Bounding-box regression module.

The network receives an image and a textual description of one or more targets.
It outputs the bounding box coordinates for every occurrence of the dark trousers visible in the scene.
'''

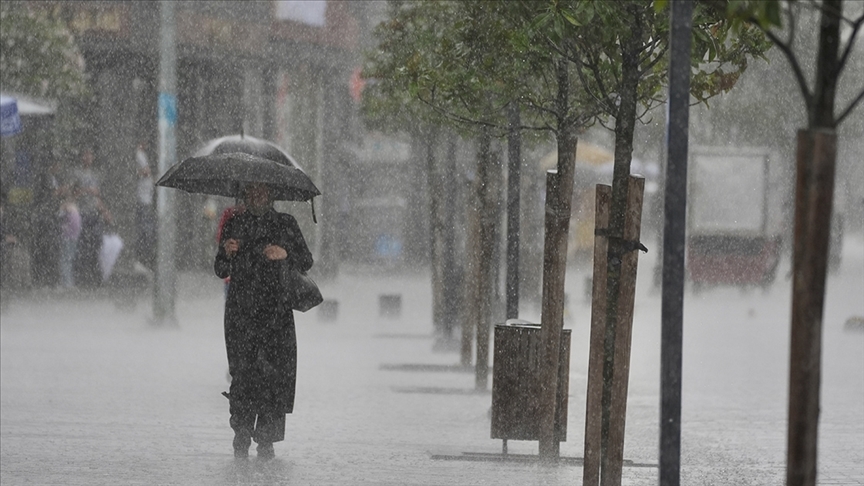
[229,367,286,444]
[229,409,285,444]
[30,212,58,287]
[135,204,155,269]
[74,212,103,288]
[225,307,296,445]
[227,345,289,444]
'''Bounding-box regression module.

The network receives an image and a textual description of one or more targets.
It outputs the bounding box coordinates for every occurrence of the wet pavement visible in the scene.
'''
[1,235,862,485]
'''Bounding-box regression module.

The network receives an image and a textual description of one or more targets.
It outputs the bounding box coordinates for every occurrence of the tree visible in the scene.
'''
[0,2,86,99]
[363,2,480,361]
[539,0,768,475]
[1,2,91,162]
[720,2,864,486]
[363,1,598,397]
[363,0,771,462]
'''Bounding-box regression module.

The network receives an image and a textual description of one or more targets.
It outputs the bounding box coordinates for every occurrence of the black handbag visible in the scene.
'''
[280,264,323,312]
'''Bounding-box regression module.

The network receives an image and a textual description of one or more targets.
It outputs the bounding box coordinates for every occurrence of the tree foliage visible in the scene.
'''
[713,0,864,128]
[363,0,771,142]
[0,1,87,99]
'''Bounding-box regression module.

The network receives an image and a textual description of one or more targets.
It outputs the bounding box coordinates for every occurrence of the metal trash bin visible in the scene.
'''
[490,322,571,442]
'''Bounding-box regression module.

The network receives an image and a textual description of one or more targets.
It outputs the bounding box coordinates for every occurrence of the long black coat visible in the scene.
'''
[214,209,313,415]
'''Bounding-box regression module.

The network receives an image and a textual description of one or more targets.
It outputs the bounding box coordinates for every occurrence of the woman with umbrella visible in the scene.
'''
[157,136,321,459]
[215,181,313,459]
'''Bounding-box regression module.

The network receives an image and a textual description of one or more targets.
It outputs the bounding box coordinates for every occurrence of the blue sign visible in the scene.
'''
[158,92,177,127]
[375,234,403,259]
[0,95,22,136]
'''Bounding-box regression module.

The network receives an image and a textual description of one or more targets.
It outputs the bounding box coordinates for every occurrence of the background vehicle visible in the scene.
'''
[687,146,786,289]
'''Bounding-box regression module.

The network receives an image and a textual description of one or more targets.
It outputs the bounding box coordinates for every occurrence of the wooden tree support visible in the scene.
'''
[583,175,646,486]
[583,184,612,486]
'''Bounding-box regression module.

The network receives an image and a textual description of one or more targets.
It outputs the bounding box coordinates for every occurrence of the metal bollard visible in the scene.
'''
[378,294,402,318]
[318,299,339,322]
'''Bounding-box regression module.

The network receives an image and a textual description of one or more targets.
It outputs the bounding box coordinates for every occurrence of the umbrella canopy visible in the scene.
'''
[194,134,304,169]
[156,152,321,202]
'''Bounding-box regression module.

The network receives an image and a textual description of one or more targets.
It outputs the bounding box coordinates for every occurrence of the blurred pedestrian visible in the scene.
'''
[214,183,313,460]
[134,141,156,269]
[73,148,110,288]
[57,188,81,289]
[30,158,62,287]
[0,188,19,288]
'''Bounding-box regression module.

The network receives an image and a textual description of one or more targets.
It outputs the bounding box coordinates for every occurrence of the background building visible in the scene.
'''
[6,1,443,283]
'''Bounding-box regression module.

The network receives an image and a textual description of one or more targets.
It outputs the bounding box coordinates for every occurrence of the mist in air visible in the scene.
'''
[1,1,862,485]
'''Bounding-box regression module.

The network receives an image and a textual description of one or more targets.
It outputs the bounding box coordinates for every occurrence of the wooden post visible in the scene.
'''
[787,129,836,486]
[537,162,576,459]
[583,184,612,486]
[602,175,645,486]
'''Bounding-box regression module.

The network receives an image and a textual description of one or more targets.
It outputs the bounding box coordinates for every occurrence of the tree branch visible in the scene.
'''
[837,12,864,75]
[638,44,669,77]
[836,87,864,126]
[760,25,814,113]
[583,48,615,110]
[637,37,665,68]
[571,55,615,114]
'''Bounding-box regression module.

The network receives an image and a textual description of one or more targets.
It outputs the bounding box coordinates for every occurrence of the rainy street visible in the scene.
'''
[3,1,864,485]
[2,237,862,486]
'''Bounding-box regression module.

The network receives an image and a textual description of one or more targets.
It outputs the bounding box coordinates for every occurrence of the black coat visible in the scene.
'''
[214,208,313,414]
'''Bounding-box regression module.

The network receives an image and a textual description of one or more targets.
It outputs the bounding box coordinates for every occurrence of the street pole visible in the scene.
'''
[660,1,692,484]
[154,1,177,326]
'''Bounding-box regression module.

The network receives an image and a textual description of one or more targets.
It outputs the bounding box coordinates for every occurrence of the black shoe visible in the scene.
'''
[233,430,251,459]
[256,442,275,460]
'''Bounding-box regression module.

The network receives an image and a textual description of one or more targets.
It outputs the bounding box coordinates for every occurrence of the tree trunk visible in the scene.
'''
[461,143,482,367]
[787,130,836,486]
[474,129,502,390]
[811,0,841,129]
[600,5,643,478]
[787,3,842,485]
[506,102,522,320]
[441,134,460,343]
[538,58,578,461]
[424,126,446,337]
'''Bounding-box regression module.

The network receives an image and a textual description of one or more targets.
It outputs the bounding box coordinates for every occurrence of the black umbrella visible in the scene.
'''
[157,134,321,221]
[194,134,303,168]
[156,152,321,202]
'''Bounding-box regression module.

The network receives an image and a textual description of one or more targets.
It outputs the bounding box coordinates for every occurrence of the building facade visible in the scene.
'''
[23,0,374,277]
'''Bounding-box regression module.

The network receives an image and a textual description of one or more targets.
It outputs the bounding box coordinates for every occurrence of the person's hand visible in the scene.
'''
[263,244,287,261]
[224,238,240,257]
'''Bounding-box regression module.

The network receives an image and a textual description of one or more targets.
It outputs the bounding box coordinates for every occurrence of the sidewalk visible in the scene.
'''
[1,236,862,485]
